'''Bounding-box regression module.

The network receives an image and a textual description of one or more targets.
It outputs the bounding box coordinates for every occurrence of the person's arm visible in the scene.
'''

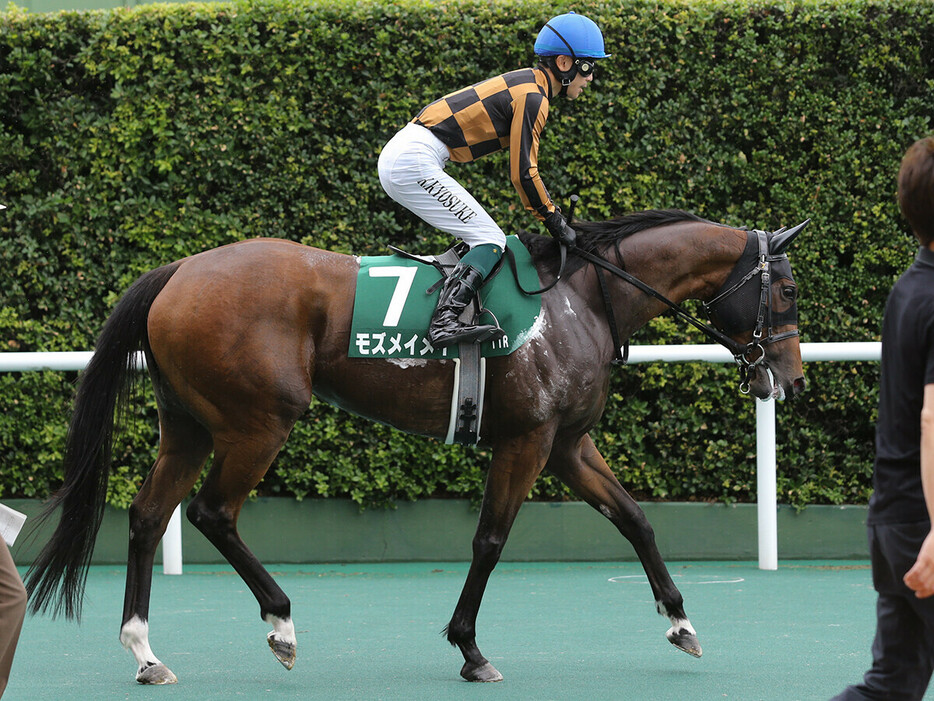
[508,91,553,221]
[904,383,934,597]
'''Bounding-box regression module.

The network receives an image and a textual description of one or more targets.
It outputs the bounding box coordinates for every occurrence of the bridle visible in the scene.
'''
[572,231,796,392]
[511,218,804,394]
[700,228,800,393]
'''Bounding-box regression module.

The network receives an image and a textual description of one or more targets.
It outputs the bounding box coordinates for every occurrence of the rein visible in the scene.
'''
[511,224,798,394]
[576,228,798,392]
[572,246,745,358]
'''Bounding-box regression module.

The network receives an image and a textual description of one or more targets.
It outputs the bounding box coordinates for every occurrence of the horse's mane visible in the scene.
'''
[517,208,721,276]
[574,208,717,247]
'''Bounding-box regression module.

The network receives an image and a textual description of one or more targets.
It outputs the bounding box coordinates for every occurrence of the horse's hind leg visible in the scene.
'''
[547,434,702,658]
[121,410,213,684]
[185,425,298,671]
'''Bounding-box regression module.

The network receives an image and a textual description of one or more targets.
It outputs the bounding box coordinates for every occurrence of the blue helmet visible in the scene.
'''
[534,12,609,59]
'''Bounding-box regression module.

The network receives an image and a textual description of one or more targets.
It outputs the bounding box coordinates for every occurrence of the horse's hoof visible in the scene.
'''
[460,660,504,682]
[666,626,702,658]
[267,631,296,670]
[136,663,178,685]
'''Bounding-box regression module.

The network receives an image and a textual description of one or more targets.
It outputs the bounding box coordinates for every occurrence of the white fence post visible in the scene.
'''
[162,505,183,575]
[1,342,883,572]
[756,398,778,570]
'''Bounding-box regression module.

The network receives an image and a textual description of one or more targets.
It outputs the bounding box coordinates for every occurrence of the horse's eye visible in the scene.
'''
[782,285,797,301]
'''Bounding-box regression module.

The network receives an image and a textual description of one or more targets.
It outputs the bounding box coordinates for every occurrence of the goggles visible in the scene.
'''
[574,58,596,77]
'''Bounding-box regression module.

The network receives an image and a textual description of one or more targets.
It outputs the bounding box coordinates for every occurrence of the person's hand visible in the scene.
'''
[544,210,577,247]
[905,531,934,598]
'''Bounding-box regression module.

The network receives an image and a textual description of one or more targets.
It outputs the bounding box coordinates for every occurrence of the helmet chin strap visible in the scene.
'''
[540,21,581,95]
[538,58,575,96]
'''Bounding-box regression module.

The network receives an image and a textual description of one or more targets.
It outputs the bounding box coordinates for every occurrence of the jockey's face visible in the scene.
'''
[554,55,594,100]
[565,70,593,100]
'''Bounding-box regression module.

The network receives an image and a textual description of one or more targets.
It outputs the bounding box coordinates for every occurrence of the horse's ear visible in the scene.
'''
[769,219,810,255]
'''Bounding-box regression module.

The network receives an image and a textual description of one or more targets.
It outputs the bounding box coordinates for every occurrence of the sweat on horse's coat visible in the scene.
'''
[24,210,806,684]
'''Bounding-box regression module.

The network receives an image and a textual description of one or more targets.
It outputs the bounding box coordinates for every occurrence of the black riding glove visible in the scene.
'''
[544,210,577,247]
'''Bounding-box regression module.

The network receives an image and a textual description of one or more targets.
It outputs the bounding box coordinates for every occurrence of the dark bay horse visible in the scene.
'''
[25,209,807,685]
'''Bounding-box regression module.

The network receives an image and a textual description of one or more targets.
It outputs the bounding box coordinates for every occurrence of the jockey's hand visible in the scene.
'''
[545,211,577,247]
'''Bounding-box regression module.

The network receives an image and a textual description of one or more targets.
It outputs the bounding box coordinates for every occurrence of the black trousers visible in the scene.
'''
[833,521,934,701]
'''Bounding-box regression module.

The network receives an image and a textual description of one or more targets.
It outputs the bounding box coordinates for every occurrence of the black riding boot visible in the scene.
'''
[427,264,503,347]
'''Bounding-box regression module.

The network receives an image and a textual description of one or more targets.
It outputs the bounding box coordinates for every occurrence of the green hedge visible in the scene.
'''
[1,0,929,509]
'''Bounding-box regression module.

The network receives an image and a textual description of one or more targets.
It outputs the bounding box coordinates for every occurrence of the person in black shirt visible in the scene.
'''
[833,136,934,699]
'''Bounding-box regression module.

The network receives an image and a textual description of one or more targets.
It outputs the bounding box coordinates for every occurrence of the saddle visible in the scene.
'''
[348,236,542,445]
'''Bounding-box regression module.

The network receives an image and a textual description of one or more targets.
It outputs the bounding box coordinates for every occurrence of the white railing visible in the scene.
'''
[627,342,881,570]
[1,342,881,572]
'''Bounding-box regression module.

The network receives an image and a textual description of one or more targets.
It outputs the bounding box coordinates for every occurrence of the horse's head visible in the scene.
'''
[704,221,808,401]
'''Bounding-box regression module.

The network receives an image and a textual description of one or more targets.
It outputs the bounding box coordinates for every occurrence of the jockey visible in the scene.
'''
[378,11,610,347]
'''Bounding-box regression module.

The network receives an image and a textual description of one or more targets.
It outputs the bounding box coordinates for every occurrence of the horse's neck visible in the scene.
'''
[620,223,748,306]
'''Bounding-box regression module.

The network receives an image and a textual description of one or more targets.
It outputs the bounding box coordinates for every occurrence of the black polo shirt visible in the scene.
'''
[868,246,934,525]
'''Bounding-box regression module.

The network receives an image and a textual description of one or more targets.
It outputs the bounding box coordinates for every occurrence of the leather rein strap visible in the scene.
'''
[572,246,745,362]
[511,226,797,390]
[575,229,798,390]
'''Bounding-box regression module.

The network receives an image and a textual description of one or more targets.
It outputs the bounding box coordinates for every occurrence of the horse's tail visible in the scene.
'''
[24,261,182,620]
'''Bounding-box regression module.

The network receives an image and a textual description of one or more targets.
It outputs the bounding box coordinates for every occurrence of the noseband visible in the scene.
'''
[568,228,798,393]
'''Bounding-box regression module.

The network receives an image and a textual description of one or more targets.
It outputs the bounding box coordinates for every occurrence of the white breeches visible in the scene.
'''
[378,123,507,249]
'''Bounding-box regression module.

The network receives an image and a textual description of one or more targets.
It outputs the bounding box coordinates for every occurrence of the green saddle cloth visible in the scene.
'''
[349,236,542,359]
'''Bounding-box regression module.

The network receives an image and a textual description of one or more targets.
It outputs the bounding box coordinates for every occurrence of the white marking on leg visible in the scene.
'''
[656,602,697,637]
[665,614,702,657]
[120,615,164,671]
[667,616,697,636]
[265,614,297,670]
[265,613,296,648]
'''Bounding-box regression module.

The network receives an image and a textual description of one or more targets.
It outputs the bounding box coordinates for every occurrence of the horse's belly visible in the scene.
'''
[311,358,456,439]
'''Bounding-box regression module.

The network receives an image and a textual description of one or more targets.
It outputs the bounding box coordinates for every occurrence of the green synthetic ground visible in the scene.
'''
[7,561,931,700]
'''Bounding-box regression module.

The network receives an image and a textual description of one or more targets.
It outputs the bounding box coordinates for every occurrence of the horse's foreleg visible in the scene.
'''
[186,431,297,672]
[121,414,213,684]
[446,428,555,682]
[547,434,702,658]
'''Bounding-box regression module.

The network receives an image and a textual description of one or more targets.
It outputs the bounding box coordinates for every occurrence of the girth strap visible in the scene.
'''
[431,247,486,446]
